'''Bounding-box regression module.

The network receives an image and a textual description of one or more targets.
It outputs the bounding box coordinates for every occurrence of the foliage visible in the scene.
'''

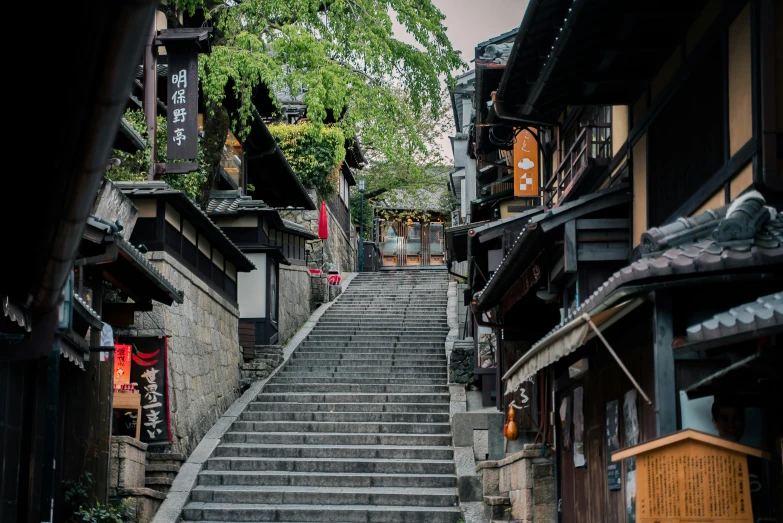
[72,500,135,523]
[106,109,209,203]
[267,122,345,198]
[165,0,462,203]
[63,473,134,523]
[63,472,94,513]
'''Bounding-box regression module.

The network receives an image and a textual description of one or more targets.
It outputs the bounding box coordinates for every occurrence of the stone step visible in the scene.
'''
[222,432,453,447]
[255,393,450,404]
[288,346,446,354]
[304,334,447,342]
[190,485,458,507]
[246,402,449,413]
[239,411,449,424]
[262,383,449,394]
[145,476,174,494]
[229,420,451,435]
[289,352,446,361]
[270,377,446,386]
[309,328,449,335]
[279,365,447,373]
[277,369,446,378]
[197,470,458,488]
[145,463,180,478]
[298,341,445,349]
[204,456,456,474]
[212,443,453,460]
[182,502,461,522]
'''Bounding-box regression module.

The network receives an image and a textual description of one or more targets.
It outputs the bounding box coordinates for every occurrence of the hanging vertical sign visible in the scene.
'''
[514,129,539,197]
[167,51,199,160]
[126,337,172,444]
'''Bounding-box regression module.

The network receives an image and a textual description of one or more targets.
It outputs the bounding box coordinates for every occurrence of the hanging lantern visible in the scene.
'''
[318,201,328,240]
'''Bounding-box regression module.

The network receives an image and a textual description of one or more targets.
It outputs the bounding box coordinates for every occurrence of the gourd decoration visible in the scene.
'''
[505,404,519,440]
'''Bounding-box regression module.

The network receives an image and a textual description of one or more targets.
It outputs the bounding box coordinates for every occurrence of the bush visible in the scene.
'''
[64,472,135,523]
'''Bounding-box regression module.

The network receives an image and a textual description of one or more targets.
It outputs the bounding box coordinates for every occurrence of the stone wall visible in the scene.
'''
[119,251,242,457]
[278,265,313,343]
[279,188,356,274]
[476,444,556,522]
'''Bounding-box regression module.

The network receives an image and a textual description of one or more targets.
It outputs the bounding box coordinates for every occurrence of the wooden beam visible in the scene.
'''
[576,218,630,230]
[564,220,577,274]
[653,290,676,436]
[577,247,630,262]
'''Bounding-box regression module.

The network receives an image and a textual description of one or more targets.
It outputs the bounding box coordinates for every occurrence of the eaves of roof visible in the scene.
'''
[115,182,256,272]
[476,184,631,309]
[280,219,318,240]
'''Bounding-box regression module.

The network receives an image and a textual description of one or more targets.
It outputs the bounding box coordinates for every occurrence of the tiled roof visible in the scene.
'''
[686,292,782,343]
[525,191,782,345]
[117,236,185,304]
[281,219,315,238]
[114,182,255,271]
[476,184,631,307]
[207,191,270,215]
[86,215,185,304]
[73,292,101,323]
[470,207,543,237]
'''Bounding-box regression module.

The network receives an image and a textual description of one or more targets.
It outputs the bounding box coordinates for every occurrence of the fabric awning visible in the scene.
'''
[503,298,643,393]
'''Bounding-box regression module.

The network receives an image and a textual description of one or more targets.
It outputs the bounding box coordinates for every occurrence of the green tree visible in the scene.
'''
[161,0,463,201]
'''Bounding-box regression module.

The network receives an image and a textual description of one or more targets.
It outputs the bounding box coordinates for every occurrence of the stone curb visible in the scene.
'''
[445,281,487,523]
[150,274,357,523]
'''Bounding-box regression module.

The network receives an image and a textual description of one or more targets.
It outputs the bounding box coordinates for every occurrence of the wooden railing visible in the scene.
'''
[544,124,611,208]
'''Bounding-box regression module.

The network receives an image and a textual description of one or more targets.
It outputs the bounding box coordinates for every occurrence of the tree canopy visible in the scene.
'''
[166,0,462,201]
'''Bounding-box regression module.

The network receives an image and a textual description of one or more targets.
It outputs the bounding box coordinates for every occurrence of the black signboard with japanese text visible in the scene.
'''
[166,51,199,160]
[124,336,172,445]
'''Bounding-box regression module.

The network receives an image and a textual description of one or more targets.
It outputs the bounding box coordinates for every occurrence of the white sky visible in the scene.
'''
[394,0,529,161]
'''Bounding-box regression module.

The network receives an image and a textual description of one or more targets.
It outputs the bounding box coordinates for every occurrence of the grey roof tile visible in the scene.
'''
[115,182,255,270]
[686,292,783,343]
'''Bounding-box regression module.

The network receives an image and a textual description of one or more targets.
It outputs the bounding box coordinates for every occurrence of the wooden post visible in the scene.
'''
[144,15,157,180]
[653,290,676,436]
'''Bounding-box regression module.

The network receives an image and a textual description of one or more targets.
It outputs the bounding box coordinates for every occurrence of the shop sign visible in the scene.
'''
[167,51,199,160]
[126,337,172,444]
[513,129,539,197]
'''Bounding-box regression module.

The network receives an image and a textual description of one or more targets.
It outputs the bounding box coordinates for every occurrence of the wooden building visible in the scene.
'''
[208,191,317,346]
[470,0,782,521]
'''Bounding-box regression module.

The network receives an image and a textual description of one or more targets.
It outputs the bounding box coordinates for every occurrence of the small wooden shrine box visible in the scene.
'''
[612,429,770,523]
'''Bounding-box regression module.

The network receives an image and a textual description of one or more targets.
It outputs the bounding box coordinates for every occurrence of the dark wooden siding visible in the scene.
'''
[555,311,656,523]
[239,320,255,348]
[647,38,724,225]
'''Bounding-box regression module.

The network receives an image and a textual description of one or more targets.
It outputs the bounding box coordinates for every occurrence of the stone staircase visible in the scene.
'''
[183,271,460,522]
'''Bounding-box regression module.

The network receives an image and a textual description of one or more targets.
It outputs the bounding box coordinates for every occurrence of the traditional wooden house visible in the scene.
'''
[207,191,317,346]
[470,0,782,520]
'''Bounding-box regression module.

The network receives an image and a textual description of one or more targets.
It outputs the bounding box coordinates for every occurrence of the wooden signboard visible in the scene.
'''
[612,429,770,523]
[513,129,539,197]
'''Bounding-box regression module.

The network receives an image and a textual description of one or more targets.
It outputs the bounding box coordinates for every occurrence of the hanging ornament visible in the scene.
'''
[506,419,519,441]
[507,404,515,421]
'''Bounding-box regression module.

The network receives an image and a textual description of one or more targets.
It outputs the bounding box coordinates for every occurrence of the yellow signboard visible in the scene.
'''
[513,129,539,197]
[613,429,770,523]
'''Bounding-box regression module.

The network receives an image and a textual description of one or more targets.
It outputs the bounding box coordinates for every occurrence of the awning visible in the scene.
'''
[503,298,645,394]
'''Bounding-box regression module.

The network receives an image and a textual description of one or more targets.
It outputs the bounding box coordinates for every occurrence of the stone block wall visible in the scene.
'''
[110,436,147,490]
[476,444,556,522]
[279,188,356,274]
[278,265,314,344]
[119,252,242,457]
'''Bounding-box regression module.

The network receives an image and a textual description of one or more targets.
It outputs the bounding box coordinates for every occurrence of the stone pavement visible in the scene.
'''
[158,270,461,522]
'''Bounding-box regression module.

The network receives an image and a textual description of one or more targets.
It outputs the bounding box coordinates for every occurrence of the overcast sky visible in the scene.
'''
[395,0,529,160]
